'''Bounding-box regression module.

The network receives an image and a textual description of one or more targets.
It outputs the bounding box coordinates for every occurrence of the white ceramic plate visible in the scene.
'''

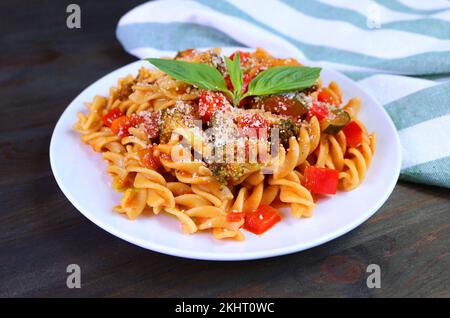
[50,48,401,261]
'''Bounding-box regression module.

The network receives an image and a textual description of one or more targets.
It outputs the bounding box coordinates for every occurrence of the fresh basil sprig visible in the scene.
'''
[146,58,232,98]
[243,65,321,98]
[223,54,243,105]
[146,55,321,107]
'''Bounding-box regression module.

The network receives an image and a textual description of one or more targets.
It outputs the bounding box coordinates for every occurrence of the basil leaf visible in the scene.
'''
[146,58,231,94]
[224,54,242,100]
[245,66,321,97]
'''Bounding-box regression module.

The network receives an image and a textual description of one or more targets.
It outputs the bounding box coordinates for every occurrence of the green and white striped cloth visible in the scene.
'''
[116,0,450,188]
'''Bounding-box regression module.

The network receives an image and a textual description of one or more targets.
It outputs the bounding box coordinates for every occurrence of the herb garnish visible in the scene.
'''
[146,54,321,107]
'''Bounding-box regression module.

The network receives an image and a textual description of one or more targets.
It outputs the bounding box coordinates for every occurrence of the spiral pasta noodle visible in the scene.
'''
[339,127,377,191]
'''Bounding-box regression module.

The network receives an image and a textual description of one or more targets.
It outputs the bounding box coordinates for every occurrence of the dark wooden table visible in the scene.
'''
[1,0,449,298]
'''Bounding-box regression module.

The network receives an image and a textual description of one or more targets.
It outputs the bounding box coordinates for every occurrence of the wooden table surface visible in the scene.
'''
[1,0,449,298]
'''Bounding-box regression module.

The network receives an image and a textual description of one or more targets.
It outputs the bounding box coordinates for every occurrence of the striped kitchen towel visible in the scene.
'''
[116,0,450,188]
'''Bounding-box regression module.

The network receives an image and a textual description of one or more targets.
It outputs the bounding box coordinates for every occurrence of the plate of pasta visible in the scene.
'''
[50,47,401,260]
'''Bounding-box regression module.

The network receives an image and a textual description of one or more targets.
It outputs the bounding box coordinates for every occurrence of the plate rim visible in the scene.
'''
[50,51,402,261]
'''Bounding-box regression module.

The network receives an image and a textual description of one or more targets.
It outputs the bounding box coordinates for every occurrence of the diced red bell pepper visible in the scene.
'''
[236,112,269,139]
[198,91,232,122]
[226,212,245,222]
[229,51,251,64]
[111,116,132,137]
[138,146,161,170]
[306,101,329,121]
[342,121,363,148]
[317,90,335,105]
[303,166,339,195]
[110,114,142,137]
[244,204,281,235]
[102,108,124,127]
